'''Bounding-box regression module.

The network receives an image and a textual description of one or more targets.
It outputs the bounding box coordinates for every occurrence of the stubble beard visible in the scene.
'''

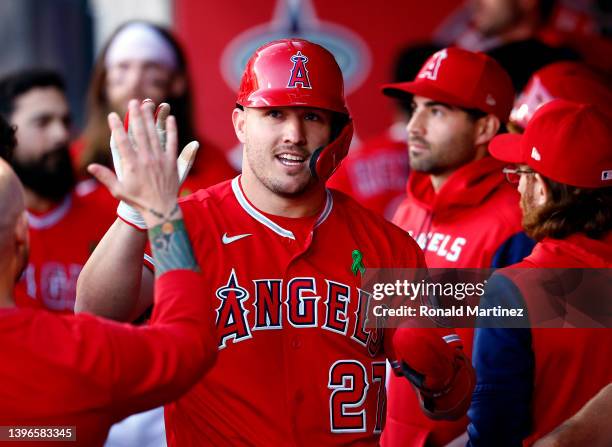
[408,137,437,174]
[246,146,315,198]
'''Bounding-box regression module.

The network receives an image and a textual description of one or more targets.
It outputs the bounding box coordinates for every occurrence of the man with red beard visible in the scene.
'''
[0,69,116,312]
[467,99,612,446]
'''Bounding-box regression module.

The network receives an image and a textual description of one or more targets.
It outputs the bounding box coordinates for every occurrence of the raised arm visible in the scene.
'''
[75,218,151,321]
[70,100,215,416]
[75,101,197,321]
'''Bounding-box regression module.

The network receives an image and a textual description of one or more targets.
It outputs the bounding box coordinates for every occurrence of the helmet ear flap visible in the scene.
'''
[309,119,353,182]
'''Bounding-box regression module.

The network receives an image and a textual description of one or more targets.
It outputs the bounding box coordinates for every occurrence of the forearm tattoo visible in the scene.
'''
[148,218,200,277]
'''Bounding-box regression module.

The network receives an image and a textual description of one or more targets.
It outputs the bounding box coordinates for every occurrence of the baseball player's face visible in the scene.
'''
[406,96,480,176]
[106,59,181,116]
[10,87,71,162]
[234,106,333,196]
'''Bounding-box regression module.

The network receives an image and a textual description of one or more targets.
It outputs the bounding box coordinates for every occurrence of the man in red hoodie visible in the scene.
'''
[380,47,535,446]
[467,99,612,446]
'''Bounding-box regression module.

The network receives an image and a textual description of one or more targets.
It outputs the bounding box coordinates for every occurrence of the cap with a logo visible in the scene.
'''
[381,47,515,121]
[489,99,612,188]
[510,61,612,131]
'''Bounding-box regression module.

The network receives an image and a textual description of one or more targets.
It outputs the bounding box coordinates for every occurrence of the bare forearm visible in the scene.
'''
[534,383,612,447]
[75,219,149,320]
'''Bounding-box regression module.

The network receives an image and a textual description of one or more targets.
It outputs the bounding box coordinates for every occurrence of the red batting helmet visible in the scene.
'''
[236,39,353,182]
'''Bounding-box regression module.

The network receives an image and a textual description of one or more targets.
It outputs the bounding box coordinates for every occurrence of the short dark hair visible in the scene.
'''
[523,176,612,240]
[0,69,65,120]
[0,115,17,162]
[461,106,507,134]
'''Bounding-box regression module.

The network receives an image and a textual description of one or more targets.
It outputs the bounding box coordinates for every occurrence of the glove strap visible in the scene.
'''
[117,201,147,231]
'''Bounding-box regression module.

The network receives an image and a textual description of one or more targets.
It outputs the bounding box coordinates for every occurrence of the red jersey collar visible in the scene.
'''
[231,176,333,240]
[27,194,72,230]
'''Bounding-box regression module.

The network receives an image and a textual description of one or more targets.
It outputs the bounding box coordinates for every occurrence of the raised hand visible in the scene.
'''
[106,99,199,230]
[89,99,197,229]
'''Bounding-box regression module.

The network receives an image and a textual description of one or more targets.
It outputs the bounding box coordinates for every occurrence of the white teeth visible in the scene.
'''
[278,154,304,161]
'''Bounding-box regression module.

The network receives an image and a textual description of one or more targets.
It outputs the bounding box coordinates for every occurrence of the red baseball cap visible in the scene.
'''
[381,47,514,121]
[510,61,612,131]
[490,99,612,188]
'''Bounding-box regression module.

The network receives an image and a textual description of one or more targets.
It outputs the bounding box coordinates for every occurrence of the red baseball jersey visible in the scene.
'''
[14,180,117,313]
[327,124,409,220]
[0,270,217,447]
[178,142,237,197]
[164,176,425,446]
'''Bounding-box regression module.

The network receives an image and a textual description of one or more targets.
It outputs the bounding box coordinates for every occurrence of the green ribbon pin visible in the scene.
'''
[351,249,366,276]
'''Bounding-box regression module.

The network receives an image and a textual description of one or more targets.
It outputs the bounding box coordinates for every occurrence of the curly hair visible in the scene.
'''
[523,175,612,240]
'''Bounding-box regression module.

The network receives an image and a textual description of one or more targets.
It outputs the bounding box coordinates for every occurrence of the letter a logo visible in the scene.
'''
[287,51,312,89]
[418,49,448,81]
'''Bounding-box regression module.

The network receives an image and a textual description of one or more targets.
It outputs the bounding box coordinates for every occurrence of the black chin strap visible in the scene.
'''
[309,146,324,180]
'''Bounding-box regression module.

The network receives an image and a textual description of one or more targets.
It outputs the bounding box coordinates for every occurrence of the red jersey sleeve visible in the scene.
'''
[103,270,217,418]
[38,270,216,420]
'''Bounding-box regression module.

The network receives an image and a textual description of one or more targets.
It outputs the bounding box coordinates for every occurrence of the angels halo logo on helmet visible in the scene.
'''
[236,38,354,182]
[287,51,312,89]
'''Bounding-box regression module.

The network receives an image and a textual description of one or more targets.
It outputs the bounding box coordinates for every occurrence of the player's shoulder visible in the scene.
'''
[178,178,235,209]
[177,178,238,234]
[332,188,396,225]
[330,188,420,249]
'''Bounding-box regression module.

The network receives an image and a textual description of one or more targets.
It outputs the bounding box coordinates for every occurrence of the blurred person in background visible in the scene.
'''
[328,43,441,220]
[74,20,236,196]
[508,60,612,133]
[456,0,612,90]
[471,0,578,90]
[0,68,116,313]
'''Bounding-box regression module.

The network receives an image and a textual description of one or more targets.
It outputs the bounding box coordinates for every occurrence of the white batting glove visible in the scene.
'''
[111,100,198,230]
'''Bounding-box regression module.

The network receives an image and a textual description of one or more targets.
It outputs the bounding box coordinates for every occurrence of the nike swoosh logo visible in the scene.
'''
[222,233,252,244]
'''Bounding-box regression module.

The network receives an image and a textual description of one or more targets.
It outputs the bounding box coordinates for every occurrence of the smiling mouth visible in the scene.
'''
[276,153,308,166]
